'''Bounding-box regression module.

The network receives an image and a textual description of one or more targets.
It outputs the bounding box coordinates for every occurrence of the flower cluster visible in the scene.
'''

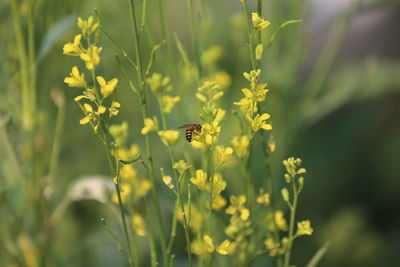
[234,69,271,133]
[63,16,120,132]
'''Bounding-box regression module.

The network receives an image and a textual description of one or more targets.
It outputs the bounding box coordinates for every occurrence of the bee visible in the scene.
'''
[179,123,202,142]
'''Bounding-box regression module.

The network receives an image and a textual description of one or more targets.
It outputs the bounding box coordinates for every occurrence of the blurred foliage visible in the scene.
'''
[1,0,400,266]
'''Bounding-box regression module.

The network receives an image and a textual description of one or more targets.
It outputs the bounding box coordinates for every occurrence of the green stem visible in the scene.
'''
[207,143,214,234]
[283,182,298,267]
[101,127,135,267]
[186,0,201,83]
[240,0,256,70]
[128,1,169,266]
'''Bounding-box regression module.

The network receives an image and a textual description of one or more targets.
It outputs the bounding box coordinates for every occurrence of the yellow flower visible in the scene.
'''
[141,118,157,135]
[265,238,279,257]
[233,96,257,120]
[80,45,102,70]
[112,184,131,204]
[190,169,208,191]
[63,34,82,56]
[158,130,180,146]
[79,103,106,132]
[275,210,288,231]
[296,220,313,236]
[109,101,121,117]
[77,16,100,37]
[132,214,146,236]
[212,172,227,195]
[256,193,270,206]
[191,140,208,150]
[231,135,250,158]
[203,235,232,255]
[109,121,129,146]
[161,95,180,114]
[250,113,272,132]
[226,195,250,220]
[134,180,152,198]
[96,76,118,98]
[202,121,221,145]
[215,145,233,168]
[254,83,269,102]
[120,164,138,183]
[201,46,223,68]
[251,12,270,31]
[196,81,223,103]
[74,88,96,102]
[146,73,171,95]
[64,66,86,88]
[161,168,174,190]
[118,144,140,161]
[173,160,192,175]
[177,204,203,232]
[212,194,227,211]
[210,71,232,88]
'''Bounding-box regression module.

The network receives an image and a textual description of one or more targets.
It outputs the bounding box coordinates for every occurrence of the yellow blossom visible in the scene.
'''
[254,83,269,102]
[112,184,131,204]
[80,45,102,70]
[132,214,146,236]
[74,88,96,102]
[212,194,227,211]
[251,12,271,31]
[215,145,233,167]
[203,235,232,255]
[96,76,118,98]
[120,164,137,183]
[134,180,152,198]
[202,121,221,145]
[64,66,86,88]
[77,16,99,37]
[173,160,192,175]
[63,34,82,56]
[190,169,208,191]
[250,113,272,132]
[275,210,288,231]
[109,101,121,117]
[161,95,180,114]
[233,96,257,119]
[256,193,270,206]
[296,220,313,236]
[146,73,171,95]
[141,118,157,135]
[231,135,250,158]
[177,204,203,232]
[226,195,250,220]
[196,81,223,103]
[109,122,129,146]
[201,46,223,68]
[79,103,106,132]
[191,140,208,150]
[161,169,174,190]
[118,144,140,161]
[210,71,232,88]
[212,172,227,195]
[265,238,279,257]
[158,130,180,146]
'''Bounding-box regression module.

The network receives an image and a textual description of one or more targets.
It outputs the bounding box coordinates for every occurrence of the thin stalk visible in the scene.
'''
[186,0,201,83]
[158,101,192,266]
[283,182,298,267]
[10,0,31,131]
[28,0,36,116]
[101,128,135,267]
[128,1,169,266]
[48,92,65,185]
[207,143,214,234]
[240,0,256,70]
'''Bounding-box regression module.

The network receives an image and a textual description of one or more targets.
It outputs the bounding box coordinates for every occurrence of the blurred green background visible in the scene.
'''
[1,0,400,266]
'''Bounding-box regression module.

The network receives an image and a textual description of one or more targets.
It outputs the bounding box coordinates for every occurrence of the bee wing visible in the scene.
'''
[178,124,192,129]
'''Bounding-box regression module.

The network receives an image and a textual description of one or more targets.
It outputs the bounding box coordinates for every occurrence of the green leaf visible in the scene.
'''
[306,241,331,267]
